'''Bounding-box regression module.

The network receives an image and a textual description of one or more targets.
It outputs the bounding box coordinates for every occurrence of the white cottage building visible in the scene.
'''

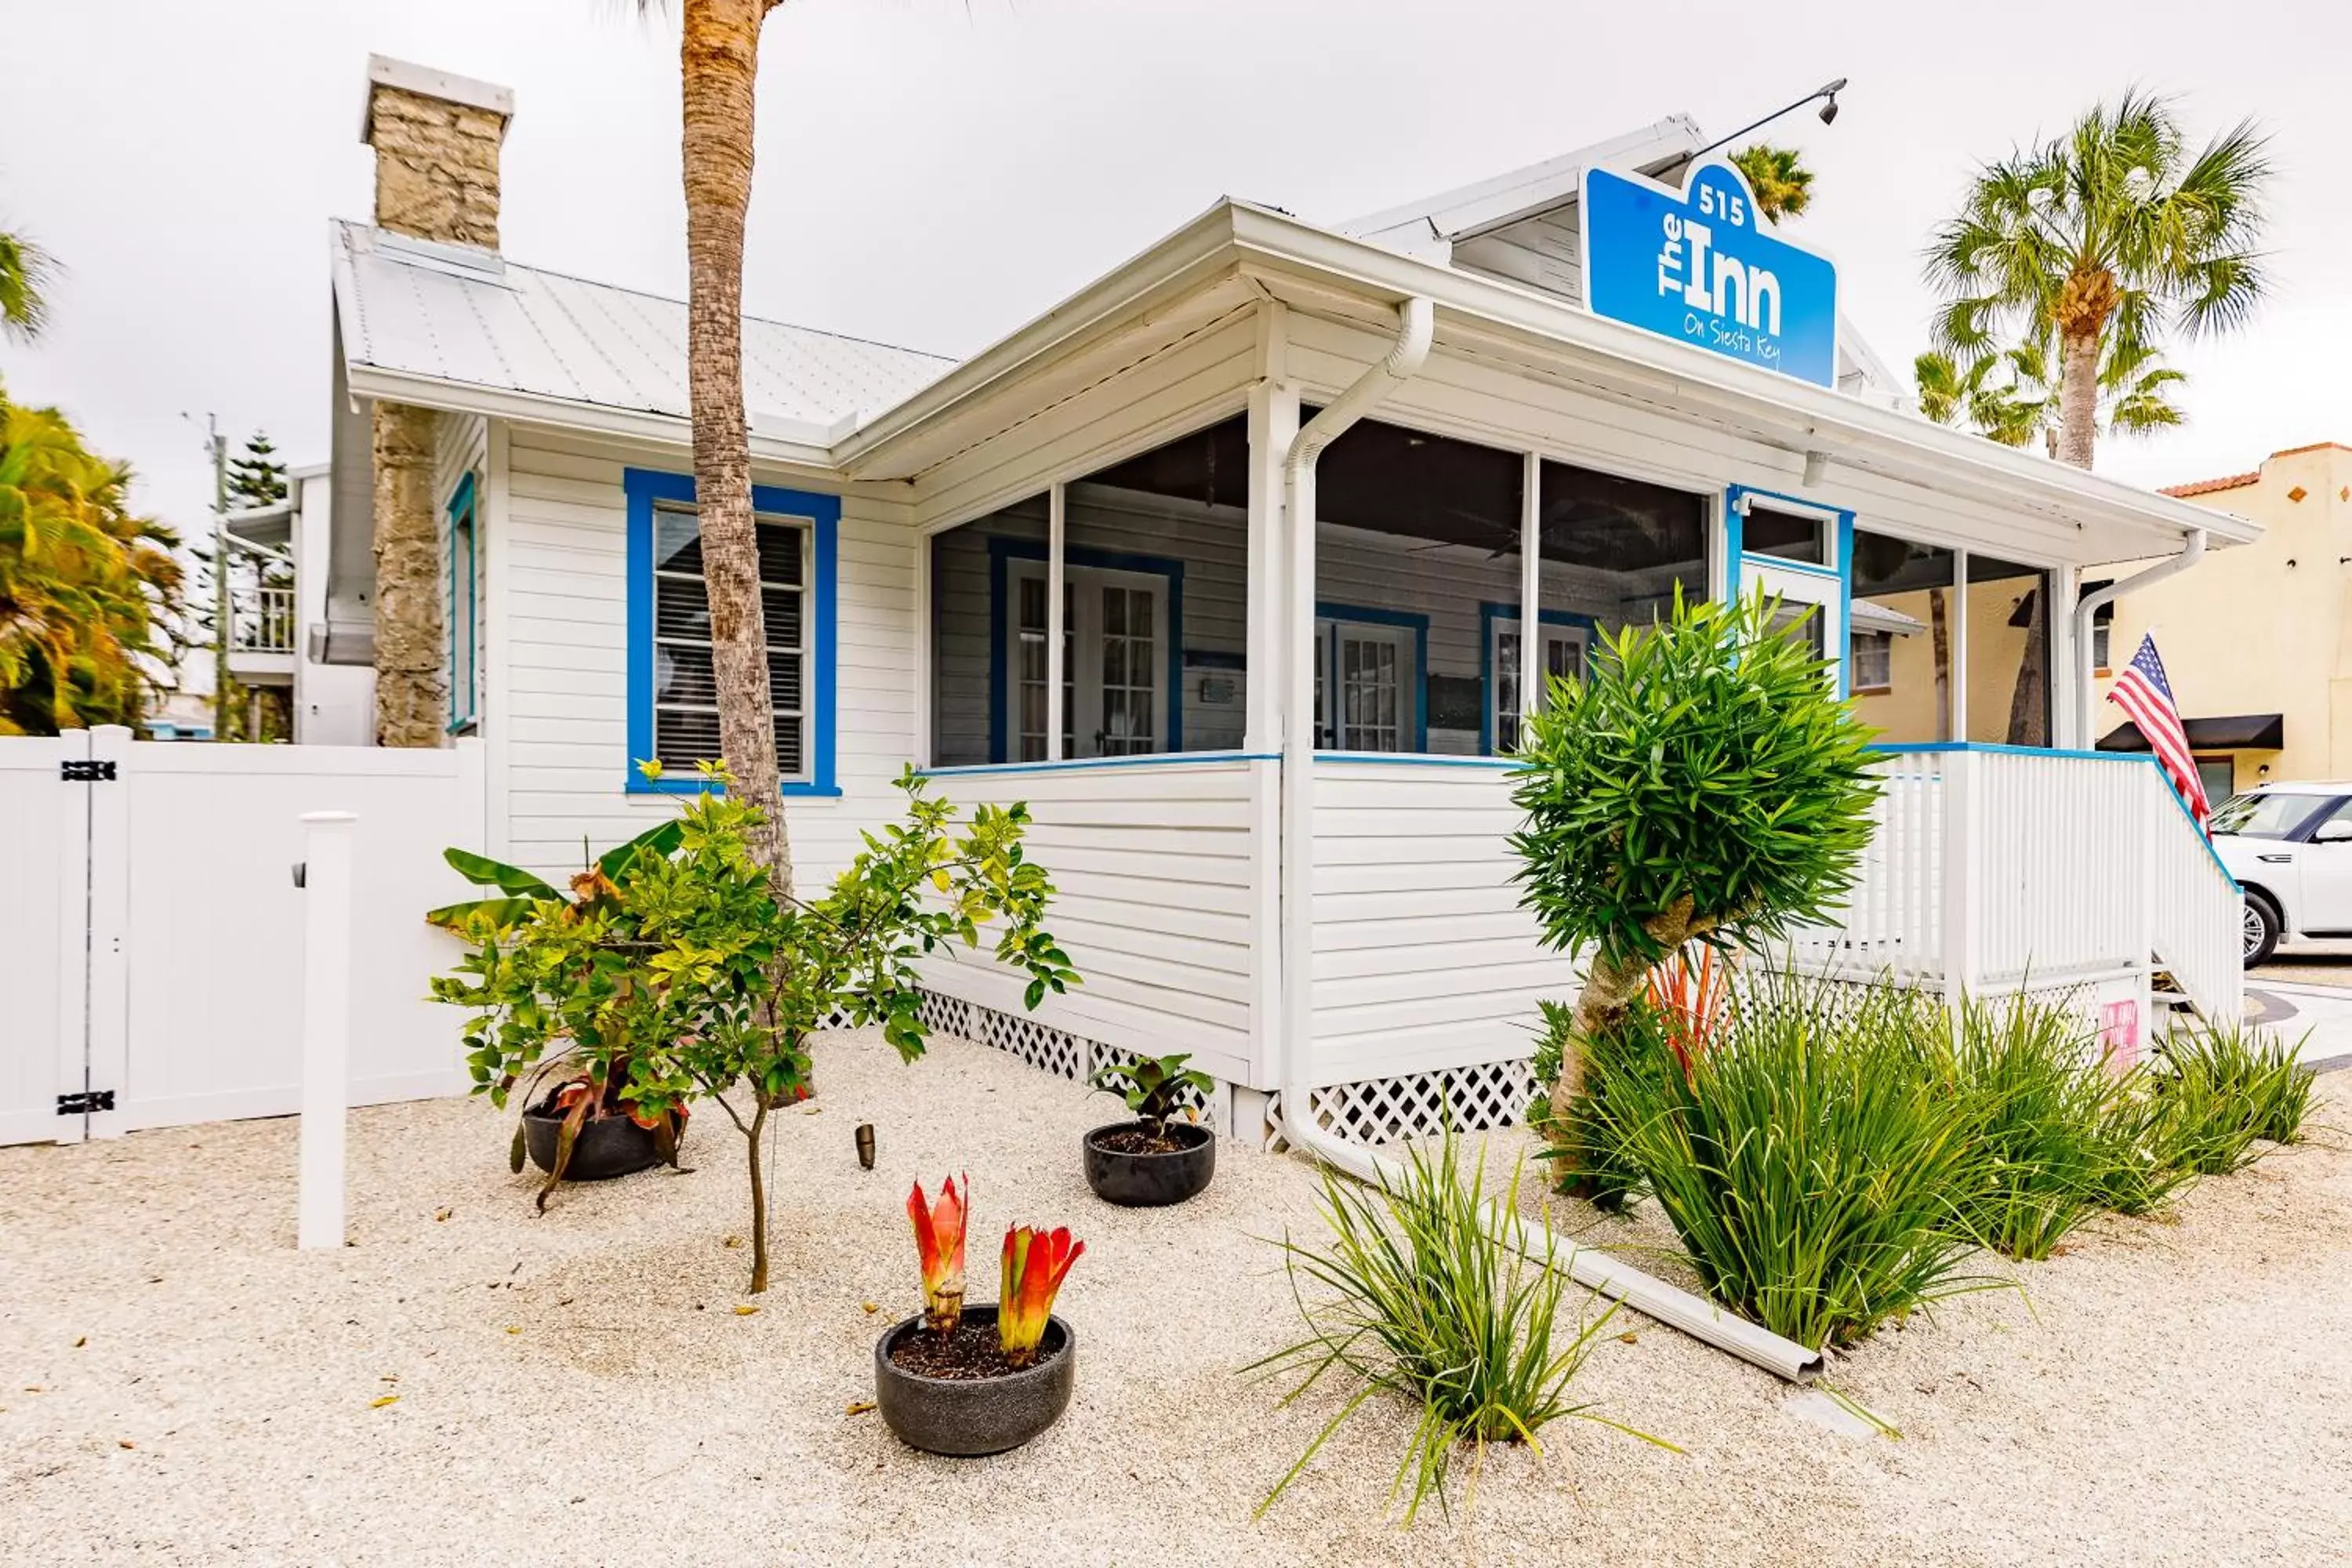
[320,59,2245,1144]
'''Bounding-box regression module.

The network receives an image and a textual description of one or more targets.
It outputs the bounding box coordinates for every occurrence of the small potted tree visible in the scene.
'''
[428,822,695,1208]
[436,763,1081,1290]
[875,1177,1083,1457]
[1082,1051,1217,1206]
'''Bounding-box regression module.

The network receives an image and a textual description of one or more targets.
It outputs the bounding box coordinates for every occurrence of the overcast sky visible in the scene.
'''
[4,0,2347,533]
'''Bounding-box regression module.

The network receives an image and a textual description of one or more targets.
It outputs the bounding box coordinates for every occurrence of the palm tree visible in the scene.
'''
[1924,92,2270,470]
[1916,334,2184,454]
[0,380,183,734]
[0,225,55,341]
[632,0,793,891]
[1730,144,1813,223]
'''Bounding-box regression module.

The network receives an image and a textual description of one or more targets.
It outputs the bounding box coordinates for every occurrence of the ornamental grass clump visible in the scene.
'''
[1593,975,2008,1351]
[1250,1130,1664,1525]
[1927,992,2144,1261]
[2152,1020,2317,1175]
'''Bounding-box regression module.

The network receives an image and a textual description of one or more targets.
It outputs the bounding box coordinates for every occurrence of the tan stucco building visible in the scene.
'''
[2090,442,2352,800]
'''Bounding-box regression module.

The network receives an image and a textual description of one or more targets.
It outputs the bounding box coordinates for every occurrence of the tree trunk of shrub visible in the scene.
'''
[1548,897,1710,1127]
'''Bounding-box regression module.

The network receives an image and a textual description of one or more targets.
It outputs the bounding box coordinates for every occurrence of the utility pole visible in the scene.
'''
[201,415,230,741]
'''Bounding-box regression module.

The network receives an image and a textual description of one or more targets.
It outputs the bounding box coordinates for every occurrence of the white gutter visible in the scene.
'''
[2073,529,2207,744]
[1270,296,1824,1385]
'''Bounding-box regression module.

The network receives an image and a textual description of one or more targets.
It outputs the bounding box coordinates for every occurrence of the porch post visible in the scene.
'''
[1518,451,1541,735]
[1246,306,1298,752]
[1949,549,1970,743]
[1046,483,1066,761]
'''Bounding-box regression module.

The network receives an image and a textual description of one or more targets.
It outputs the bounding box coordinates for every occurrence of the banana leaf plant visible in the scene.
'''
[427,820,695,1210]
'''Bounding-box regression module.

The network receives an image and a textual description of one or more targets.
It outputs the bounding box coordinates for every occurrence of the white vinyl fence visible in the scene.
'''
[0,726,488,1146]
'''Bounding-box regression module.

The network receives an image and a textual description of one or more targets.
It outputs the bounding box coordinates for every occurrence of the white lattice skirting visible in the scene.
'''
[916,990,1533,1148]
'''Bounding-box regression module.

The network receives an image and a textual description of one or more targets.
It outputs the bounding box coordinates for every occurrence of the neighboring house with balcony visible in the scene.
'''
[221,463,375,745]
[296,56,2250,1144]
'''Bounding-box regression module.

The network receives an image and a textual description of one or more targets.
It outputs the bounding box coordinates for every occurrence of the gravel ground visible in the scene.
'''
[4,1031,2348,1567]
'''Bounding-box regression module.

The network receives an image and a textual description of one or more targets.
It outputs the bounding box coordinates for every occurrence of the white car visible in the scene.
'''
[2209,783,2352,966]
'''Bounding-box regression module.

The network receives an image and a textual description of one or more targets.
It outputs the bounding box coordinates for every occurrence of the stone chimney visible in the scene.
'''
[361,56,512,249]
[358,58,512,747]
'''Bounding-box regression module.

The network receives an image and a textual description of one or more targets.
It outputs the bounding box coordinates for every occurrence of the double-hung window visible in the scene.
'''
[625,470,839,797]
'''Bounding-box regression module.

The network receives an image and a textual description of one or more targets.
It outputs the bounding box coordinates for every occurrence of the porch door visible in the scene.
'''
[1315,619,1416,751]
[1490,616,1590,753]
[1006,561,1169,760]
[1744,561,1846,695]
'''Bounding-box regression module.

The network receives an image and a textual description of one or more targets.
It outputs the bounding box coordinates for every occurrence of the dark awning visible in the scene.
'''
[2098,713,2285,752]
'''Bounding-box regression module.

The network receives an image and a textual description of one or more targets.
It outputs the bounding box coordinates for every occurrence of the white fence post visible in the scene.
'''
[85,724,132,1139]
[297,811,357,1250]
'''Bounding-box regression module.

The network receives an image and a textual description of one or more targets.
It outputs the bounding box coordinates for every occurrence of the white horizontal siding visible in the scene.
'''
[916,757,1267,1087]
[1308,762,1573,1085]
[493,426,922,885]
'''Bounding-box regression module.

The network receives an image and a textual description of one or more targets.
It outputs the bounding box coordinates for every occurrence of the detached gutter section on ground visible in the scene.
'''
[2071,530,2209,744]
[1269,296,1826,1386]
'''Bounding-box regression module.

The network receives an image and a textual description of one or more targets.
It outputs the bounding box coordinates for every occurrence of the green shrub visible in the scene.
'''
[1508,591,1878,1123]
[1926,993,2142,1260]
[1590,975,2005,1351]
[1248,1130,1663,1524]
[2152,1021,2316,1175]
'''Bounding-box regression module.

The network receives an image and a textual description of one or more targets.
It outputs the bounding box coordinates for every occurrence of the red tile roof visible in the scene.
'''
[2160,470,2259,498]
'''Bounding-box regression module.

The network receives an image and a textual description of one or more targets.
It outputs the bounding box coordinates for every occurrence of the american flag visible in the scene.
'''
[2107,633,2209,829]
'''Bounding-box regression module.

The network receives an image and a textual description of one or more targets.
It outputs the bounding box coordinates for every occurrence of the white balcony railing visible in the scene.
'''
[231,586,296,655]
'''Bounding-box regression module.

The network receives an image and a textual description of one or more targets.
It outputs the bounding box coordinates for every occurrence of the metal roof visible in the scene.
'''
[331,220,955,443]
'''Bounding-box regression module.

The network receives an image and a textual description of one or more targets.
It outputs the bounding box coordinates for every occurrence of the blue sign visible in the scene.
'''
[1578,159,1839,388]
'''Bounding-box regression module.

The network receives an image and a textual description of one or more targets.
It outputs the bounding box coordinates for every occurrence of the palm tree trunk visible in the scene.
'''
[2006,586,2047,746]
[679,0,792,895]
[1930,586,1951,738]
[2056,328,2100,471]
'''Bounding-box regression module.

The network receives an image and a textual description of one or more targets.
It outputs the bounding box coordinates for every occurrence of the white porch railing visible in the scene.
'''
[233,586,297,654]
[1787,745,2243,1025]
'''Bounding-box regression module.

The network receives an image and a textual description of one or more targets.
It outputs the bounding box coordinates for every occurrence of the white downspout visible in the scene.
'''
[2073,530,2206,745]
[1270,298,1824,1385]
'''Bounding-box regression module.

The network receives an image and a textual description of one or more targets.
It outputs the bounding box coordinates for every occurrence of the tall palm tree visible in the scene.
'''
[1924,92,2270,470]
[1916,334,2185,454]
[0,380,183,734]
[635,0,793,891]
[1730,144,1813,223]
[0,225,55,341]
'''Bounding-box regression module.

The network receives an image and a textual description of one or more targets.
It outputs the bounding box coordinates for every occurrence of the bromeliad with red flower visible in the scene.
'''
[998,1225,1083,1369]
[908,1175,970,1334]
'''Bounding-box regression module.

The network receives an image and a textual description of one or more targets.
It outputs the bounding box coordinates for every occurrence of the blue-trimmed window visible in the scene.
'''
[1313,603,1427,753]
[1478,602,1599,755]
[446,474,479,732]
[623,469,839,797]
[986,537,1184,764]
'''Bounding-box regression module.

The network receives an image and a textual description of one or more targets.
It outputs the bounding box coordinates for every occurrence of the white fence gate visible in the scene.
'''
[1,727,488,1146]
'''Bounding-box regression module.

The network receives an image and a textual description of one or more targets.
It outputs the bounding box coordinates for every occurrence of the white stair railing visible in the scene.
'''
[2141,764,2245,1024]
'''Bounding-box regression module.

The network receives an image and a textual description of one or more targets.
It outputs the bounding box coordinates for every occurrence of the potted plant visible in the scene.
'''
[1083,1051,1216,1207]
[876,1177,1083,1457]
[433,762,1081,1293]
[428,822,695,1209]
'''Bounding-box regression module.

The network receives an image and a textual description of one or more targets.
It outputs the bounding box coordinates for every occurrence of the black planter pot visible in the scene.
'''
[521,1108,665,1181]
[873,1305,1076,1457]
[1083,1119,1215,1207]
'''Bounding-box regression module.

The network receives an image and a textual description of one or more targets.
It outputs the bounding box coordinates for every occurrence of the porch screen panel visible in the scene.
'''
[1965,554,2053,748]
[650,504,809,779]
[1849,531,1958,743]
[1313,416,1523,755]
[1526,462,1707,756]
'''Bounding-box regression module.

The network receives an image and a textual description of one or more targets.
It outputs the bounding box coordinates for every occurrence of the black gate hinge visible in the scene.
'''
[60,759,117,782]
[57,1090,116,1115]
